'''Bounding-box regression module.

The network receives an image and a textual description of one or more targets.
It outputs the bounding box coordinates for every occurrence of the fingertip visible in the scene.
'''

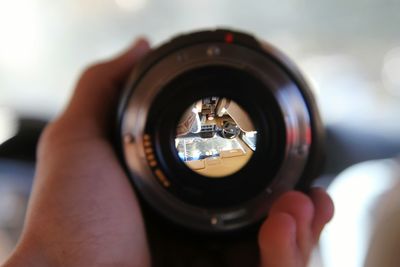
[258,212,297,266]
[310,187,334,223]
[63,36,152,135]
[270,191,315,223]
[102,37,151,81]
[130,37,151,57]
[111,37,151,70]
[309,187,335,241]
[259,212,296,248]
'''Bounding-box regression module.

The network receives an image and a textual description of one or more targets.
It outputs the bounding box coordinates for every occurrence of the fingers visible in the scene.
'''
[258,188,334,267]
[104,38,151,81]
[61,38,151,136]
[271,191,315,255]
[309,188,334,242]
[258,212,299,267]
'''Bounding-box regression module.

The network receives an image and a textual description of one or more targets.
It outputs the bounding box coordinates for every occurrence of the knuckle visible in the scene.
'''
[36,122,57,158]
[286,191,314,207]
[36,118,68,156]
[73,62,112,96]
[38,121,60,147]
[79,62,110,83]
[272,191,315,218]
[81,63,104,78]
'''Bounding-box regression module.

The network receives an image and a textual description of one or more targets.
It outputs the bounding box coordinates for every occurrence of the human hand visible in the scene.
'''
[3,39,152,267]
[145,187,333,267]
[258,188,334,267]
[2,38,334,267]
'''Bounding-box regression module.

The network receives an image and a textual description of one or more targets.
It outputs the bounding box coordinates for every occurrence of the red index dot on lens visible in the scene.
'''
[225,33,234,43]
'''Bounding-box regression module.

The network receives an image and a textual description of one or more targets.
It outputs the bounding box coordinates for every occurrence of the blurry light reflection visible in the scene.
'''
[300,55,376,125]
[320,159,400,267]
[0,108,18,145]
[0,0,43,70]
[115,0,147,11]
[382,47,400,96]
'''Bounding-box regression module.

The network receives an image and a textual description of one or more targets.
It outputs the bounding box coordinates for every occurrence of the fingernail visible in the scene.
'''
[132,38,150,56]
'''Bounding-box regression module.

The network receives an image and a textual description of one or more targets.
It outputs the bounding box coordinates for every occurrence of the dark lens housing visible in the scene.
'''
[117,29,324,232]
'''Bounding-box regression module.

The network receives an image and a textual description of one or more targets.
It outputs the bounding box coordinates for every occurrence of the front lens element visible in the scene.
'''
[175,97,258,178]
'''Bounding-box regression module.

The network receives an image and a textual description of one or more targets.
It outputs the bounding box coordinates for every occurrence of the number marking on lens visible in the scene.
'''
[154,169,171,187]
[143,140,152,147]
[149,160,157,167]
[143,134,158,168]
[144,147,153,154]
[143,134,151,141]
[146,154,155,161]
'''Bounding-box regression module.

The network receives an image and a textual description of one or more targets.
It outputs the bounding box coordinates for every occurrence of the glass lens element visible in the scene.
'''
[175,97,257,178]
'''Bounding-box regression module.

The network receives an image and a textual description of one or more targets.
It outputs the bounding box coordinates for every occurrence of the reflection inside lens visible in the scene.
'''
[175,97,257,178]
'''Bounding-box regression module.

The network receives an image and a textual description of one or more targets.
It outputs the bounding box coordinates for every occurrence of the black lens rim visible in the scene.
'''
[116,29,323,232]
[144,66,286,208]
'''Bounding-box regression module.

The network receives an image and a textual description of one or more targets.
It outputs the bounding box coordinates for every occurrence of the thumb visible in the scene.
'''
[106,38,151,80]
[61,38,151,135]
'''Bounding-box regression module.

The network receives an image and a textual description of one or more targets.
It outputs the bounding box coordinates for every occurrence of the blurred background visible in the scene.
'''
[1,0,400,266]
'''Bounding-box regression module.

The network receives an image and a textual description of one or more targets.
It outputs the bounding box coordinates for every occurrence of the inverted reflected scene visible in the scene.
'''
[175,97,257,178]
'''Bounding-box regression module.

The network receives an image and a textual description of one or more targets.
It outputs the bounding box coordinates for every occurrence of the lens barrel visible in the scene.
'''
[117,29,324,232]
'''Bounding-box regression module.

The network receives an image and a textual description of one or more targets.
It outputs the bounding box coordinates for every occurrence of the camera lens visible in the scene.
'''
[117,29,324,232]
[175,97,257,178]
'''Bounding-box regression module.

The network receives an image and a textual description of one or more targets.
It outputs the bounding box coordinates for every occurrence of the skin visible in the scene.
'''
[2,39,334,267]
